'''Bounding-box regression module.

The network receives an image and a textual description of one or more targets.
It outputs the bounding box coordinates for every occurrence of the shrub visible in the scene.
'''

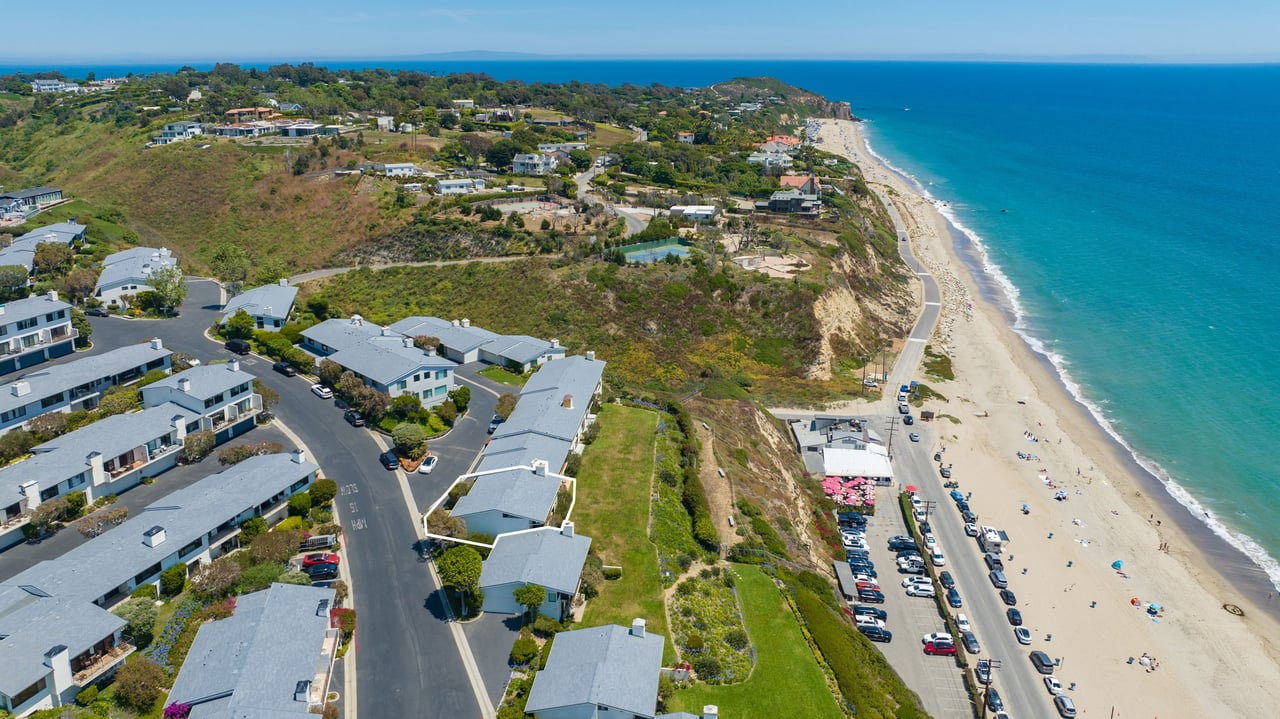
[114,657,168,712]
[691,654,722,680]
[287,492,312,517]
[495,392,517,419]
[334,607,357,642]
[249,528,303,564]
[602,567,623,580]
[160,564,187,597]
[238,562,287,593]
[0,429,36,463]
[391,422,428,458]
[26,411,68,441]
[64,490,87,518]
[433,399,457,425]
[238,516,267,541]
[112,597,158,648]
[531,615,565,638]
[724,628,749,650]
[75,686,99,707]
[190,557,242,600]
[277,570,313,586]
[510,636,538,665]
[309,478,338,506]
[447,386,470,412]
[182,430,215,462]
[275,515,308,532]
[131,583,159,599]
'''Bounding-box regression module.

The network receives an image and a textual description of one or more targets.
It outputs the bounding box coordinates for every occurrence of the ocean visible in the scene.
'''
[11,59,1280,586]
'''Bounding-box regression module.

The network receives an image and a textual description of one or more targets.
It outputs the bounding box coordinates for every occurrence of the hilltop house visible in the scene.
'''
[167,583,340,717]
[525,619,666,719]
[225,107,276,122]
[150,121,203,146]
[300,318,457,406]
[0,453,317,717]
[0,187,63,213]
[94,247,178,308]
[0,339,170,434]
[512,153,557,175]
[0,292,77,376]
[381,163,419,177]
[746,151,793,169]
[757,188,820,215]
[387,316,565,373]
[779,174,820,196]
[29,80,79,94]
[478,523,590,620]
[0,222,87,275]
[449,462,566,537]
[139,361,261,443]
[669,205,717,221]
[219,279,298,331]
[675,131,695,144]
[536,142,588,153]
[436,178,486,195]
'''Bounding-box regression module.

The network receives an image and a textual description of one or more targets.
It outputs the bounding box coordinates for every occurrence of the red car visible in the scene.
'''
[302,553,340,567]
[924,641,957,656]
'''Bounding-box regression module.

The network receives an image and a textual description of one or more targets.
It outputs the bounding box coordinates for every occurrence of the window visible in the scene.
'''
[435,370,449,380]
[435,385,447,396]
[16,318,37,330]
[395,380,407,391]
[41,393,64,408]
[420,388,432,399]
[413,373,420,383]
[186,421,200,433]
[40,486,59,501]
[69,473,86,487]
[0,325,7,336]
[10,677,47,708]
[1,406,26,422]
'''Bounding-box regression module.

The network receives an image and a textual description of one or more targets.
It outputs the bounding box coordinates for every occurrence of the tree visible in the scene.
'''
[436,545,482,609]
[171,352,198,371]
[249,528,303,564]
[148,265,187,313]
[0,429,36,463]
[182,430,216,462]
[391,422,427,458]
[458,133,494,167]
[32,242,74,277]
[433,400,457,425]
[513,583,547,625]
[254,379,279,411]
[317,359,344,388]
[427,508,467,539]
[59,268,100,302]
[310,478,338,506]
[447,386,471,412]
[485,139,523,171]
[112,597,157,648]
[567,148,593,170]
[114,657,167,712]
[0,265,29,302]
[98,385,140,416]
[495,392,518,420]
[69,307,92,349]
[64,490,86,518]
[190,556,242,599]
[160,564,187,597]
[209,242,250,285]
[26,411,68,441]
[287,492,312,517]
[238,516,268,542]
[225,309,256,339]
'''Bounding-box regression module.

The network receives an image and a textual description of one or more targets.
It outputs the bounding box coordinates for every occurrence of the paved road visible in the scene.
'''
[74,278,493,719]
[573,167,650,237]
[889,418,1053,719]
[876,188,942,408]
[289,255,536,285]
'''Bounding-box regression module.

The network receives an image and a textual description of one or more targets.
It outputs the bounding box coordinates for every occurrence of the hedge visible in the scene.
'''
[668,401,718,550]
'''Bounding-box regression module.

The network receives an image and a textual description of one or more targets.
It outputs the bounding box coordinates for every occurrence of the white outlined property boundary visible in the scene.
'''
[420,459,578,548]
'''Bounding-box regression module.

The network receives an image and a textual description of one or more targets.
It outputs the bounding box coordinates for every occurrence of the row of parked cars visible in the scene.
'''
[839,512,896,643]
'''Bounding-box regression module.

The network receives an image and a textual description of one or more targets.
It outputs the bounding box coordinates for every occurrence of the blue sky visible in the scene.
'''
[4,0,1279,63]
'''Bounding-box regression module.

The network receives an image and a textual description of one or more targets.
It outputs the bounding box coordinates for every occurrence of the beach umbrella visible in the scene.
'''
[1111,560,1123,570]
[905,485,918,493]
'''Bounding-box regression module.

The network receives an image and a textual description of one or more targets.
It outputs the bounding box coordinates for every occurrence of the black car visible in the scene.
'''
[956,500,970,513]
[975,659,992,685]
[857,588,885,604]
[918,520,932,534]
[1030,650,1055,674]
[852,605,887,621]
[986,687,1004,713]
[903,414,914,425]
[1007,608,1023,626]
[888,540,917,552]
[487,414,504,434]
[947,588,963,608]
[344,410,366,427]
[845,550,870,561]
[837,511,867,524]
[857,625,893,643]
[961,631,980,655]
[984,552,1004,571]
[302,563,339,581]
[895,549,922,559]
[85,307,109,317]
[961,509,978,523]
[272,361,298,377]
[848,565,876,578]
[939,571,955,589]
[1000,589,1018,606]
[224,339,251,355]
[379,450,400,470]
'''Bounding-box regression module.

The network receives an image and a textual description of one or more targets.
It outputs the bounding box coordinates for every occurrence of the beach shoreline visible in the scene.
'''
[810,117,1280,717]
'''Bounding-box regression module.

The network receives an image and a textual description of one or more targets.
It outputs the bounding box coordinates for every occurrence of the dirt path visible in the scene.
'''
[694,422,737,551]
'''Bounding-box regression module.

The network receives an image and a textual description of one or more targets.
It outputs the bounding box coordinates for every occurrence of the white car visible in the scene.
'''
[921,632,953,645]
[956,614,971,632]
[930,550,946,567]
[902,576,932,588]
[856,616,886,629]
[417,455,439,474]
[905,584,936,598]
[964,522,978,536]
[1015,627,1032,645]
[1044,676,1063,695]
[924,533,937,548]
[310,384,333,399]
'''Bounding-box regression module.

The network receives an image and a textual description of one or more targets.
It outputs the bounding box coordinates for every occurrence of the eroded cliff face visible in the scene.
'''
[807,254,914,382]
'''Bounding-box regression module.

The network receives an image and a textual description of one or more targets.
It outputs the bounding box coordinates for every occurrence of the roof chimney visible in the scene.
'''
[630,618,646,638]
[142,525,166,548]
[228,359,240,372]
[451,319,460,327]
[381,326,392,337]
[46,290,58,302]
[461,318,470,328]
[278,277,290,287]
[562,394,573,409]
[292,449,306,464]
[150,337,163,350]
[702,706,719,719]
[550,338,559,348]
[533,459,548,476]
[561,521,574,538]
[403,337,413,348]
[0,304,6,316]
[293,680,312,703]
[351,314,363,326]
[586,351,595,361]
[10,381,30,397]
[177,377,191,392]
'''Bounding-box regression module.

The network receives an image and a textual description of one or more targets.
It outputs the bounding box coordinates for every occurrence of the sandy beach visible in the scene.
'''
[811,117,1280,717]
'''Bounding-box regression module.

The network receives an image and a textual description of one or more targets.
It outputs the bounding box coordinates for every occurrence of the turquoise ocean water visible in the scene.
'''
[11,59,1280,585]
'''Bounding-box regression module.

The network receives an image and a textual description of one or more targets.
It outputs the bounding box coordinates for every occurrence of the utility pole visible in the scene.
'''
[885,416,899,460]
[980,658,1002,719]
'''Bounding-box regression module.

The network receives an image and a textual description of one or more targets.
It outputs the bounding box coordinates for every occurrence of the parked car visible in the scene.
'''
[1015,627,1032,645]
[930,550,946,567]
[956,613,970,632]
[1030,650,1056,674]
[1044,676,1063,695]
[224,339,251,355]
[344,410,366,427]
[985,553,1004,571]
[961,509,978,523]
[898,562,925,575]
[949,489,964,503]
[939,465,952,478]
[975,659,992,685]
[853,605,887,621]
[965,522,979,537]
[855,615,886,629]
[487,414,504,434]
[906,584,935,598]
[989,570,1008,589]
[1054,694,1077,718]
[903,577,933,589]
[417,455,439,474]
[947,588,963,608]
[857,588,885,604]
[898,402,910,414]
[379,450,400,470]
[310,384,334,399]
[858,625,893,643]
[939,571,955,589]
[961,631,980,655]
[302,553,340,567]
[302,562,339,580]
[921,632,952,645]
[1007,608,1023,626]
[903,414,914,425]
[85,307,109,317]
[272,361,298,377]
[923,641,956,656]
[986,688,1004,713]
[1000,589,1018,606]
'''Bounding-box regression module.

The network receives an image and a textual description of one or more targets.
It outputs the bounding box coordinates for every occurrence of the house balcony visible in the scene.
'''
[72,635,135,685]
[308,628,341,709]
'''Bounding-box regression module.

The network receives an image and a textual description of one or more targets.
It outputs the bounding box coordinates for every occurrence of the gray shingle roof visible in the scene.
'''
[0,341,170,416]
[142,363,254,401]
[0,402,198,509]
[169,583,336,718]
[0,221,87,270]
[300,317,383,353]
[491,356,604,445]
[4,453,318,604]
[0,291,71,325]
[525,623,665,717]
[0,186,61,201]
[479,527,591,595]
[474,432,571,476]
[95,247,177,291]
[386,317,563,365]
[326,337,454,386]
[0,584,125,696]
[220,282,299,323]
[450,467,562,523]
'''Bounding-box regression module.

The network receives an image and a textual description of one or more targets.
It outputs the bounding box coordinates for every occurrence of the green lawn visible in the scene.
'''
[478,365,527,386]
[574,405,675,661]
[670,565,844,719]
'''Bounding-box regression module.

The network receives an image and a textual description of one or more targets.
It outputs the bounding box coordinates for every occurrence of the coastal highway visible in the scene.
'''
[891,418,1052,719]
[876,187,942,408]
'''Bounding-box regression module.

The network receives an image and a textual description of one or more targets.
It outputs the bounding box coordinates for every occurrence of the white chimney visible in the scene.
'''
[533,459,548,476]
[150,337,163,350]
[702,706,719,719]
[46,290,58,302]
[550,338,560,348]
[293,679,311,703]
[403,337,413,348]
[142,525,167,548]
[561,521,574,538]
[381,327,392,337]
[278,278,289,287]
[451,319,460,327]
[43,645,72,696]
[228,359,240,372]
[10,381,30,397]
[351,314,363,326]
[178,377,191,392]
[586,351,595,361]
[0,304,6,315]
[461,318,470,328]
[292,449,306,464]
[19,480,38,500]
[87,451,106,485]
[562,394,573,409]
[630,618,646,638]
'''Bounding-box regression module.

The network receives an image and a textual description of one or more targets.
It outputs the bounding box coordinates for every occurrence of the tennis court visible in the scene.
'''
[492,200,560,213]
[619,238,693,264]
